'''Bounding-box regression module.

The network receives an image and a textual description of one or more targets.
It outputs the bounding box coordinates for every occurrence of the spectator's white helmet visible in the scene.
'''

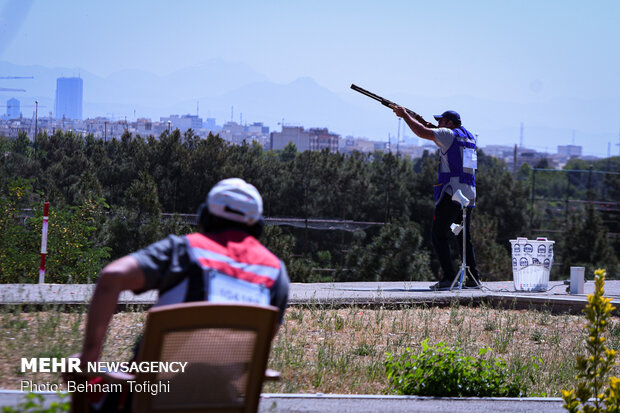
[207,178,263,225]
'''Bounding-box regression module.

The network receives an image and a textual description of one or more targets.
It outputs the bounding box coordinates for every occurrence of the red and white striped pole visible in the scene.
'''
[39,202,49,284]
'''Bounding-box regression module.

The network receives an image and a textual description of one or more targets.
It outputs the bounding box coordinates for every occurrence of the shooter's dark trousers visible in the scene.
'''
[431,195,480,282]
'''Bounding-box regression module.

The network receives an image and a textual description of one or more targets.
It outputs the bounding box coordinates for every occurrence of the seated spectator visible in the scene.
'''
[76,178,289,412]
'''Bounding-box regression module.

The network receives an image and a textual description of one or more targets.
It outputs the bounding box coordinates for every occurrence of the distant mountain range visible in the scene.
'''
[1,59,617,157]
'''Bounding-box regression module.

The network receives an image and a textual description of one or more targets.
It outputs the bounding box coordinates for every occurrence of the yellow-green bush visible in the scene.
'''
[562,268,620,412]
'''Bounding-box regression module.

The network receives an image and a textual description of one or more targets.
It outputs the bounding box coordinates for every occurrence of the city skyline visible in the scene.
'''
[1,0,619,158]
[0,95,589,162]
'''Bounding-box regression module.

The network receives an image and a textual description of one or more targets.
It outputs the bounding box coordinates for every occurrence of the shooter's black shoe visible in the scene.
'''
[430,280,453,291]
[464,276,482,289]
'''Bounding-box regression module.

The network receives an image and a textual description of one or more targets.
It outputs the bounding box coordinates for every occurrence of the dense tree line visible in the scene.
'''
[518,157,620,277]
[0,129,618,283]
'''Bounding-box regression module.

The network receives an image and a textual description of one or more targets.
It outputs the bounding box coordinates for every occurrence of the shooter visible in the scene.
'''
[351,84,481,290]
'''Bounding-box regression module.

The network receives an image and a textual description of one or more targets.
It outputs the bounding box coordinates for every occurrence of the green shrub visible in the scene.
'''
[385,339,526,397]
[1,392,69,413]
[562,268,620,412]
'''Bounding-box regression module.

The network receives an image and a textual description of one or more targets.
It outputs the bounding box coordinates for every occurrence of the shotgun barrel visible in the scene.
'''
[350,84,435,128]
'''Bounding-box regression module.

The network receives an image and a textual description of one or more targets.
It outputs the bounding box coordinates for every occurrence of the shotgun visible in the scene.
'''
[350,84,436,128]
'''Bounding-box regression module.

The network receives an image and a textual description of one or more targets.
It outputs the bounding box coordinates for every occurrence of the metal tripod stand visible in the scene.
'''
[449,190,482,291]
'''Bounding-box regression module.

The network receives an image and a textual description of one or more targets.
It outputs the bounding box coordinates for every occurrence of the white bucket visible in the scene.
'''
[509,237,554,292]
[513,265,550,292]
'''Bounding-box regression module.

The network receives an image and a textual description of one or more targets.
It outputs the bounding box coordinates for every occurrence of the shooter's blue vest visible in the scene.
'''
[433,126,477,205]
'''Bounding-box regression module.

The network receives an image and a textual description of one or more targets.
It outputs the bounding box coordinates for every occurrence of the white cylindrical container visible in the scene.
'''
[509,237,554,292]
[570,267,585,295]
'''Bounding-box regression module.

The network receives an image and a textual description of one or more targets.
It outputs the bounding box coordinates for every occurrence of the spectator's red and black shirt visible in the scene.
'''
[131,230,289,322]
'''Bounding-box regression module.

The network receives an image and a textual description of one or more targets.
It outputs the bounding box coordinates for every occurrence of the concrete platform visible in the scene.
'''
[1,279,619,314]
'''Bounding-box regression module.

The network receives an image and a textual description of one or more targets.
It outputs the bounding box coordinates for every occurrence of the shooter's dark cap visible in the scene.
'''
[434,110,461,125]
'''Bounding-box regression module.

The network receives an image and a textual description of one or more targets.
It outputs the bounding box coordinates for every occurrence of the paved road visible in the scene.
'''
[0,391,567,412]
[258,394,567,413]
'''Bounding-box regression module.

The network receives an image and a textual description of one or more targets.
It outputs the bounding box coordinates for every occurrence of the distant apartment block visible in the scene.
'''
[160,114,203,131]
[308,128,339,152]
[135,118,153,136]
[219,121,246,144]
[83,117,127,140]
[557,145,582,158]
[483,144,515,159]
[218,121,269,146]
[55,77,83,120]
[6,98,20,119]
[246,122,270,136]
[341,136,398,153]
[271,126,309,151]
[270,126,339,152]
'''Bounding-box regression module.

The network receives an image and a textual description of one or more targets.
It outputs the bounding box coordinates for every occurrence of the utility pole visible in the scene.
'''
[397,118,401,156]
[513,144,518,177]
[34,101,38,140]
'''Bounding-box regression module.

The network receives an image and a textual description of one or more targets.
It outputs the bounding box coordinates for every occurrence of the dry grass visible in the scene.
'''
[1,301,619,397]
[265,302,620,396]
[0,307,144,389]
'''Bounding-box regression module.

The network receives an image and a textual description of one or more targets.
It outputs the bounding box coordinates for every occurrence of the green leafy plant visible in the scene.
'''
[562,268,620,412]
[43,197,111,283]
[385,339,526,397]
[0,177,110,283]
[0,179,39,282]
[1,392,69,413]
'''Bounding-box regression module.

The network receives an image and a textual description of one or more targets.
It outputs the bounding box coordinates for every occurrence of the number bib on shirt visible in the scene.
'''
[463,147,477,170]
[208,271,270,306]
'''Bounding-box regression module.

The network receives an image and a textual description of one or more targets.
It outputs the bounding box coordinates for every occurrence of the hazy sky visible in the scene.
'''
[1,0,619,156]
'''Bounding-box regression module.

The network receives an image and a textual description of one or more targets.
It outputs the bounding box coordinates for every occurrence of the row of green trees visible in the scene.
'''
[0,129,618,283]
[518,159,620,277]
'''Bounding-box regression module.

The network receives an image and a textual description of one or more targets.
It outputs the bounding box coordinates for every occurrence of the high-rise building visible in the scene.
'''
[205,118,217,131]
[6,98,20,119]
[55,77,83,120]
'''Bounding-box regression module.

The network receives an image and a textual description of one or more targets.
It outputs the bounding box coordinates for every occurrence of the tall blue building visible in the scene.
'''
[55,77,83,120]
[6,98,20,119]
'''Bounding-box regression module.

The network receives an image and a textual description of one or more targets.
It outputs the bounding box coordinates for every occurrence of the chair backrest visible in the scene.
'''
[132,302,279,413]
